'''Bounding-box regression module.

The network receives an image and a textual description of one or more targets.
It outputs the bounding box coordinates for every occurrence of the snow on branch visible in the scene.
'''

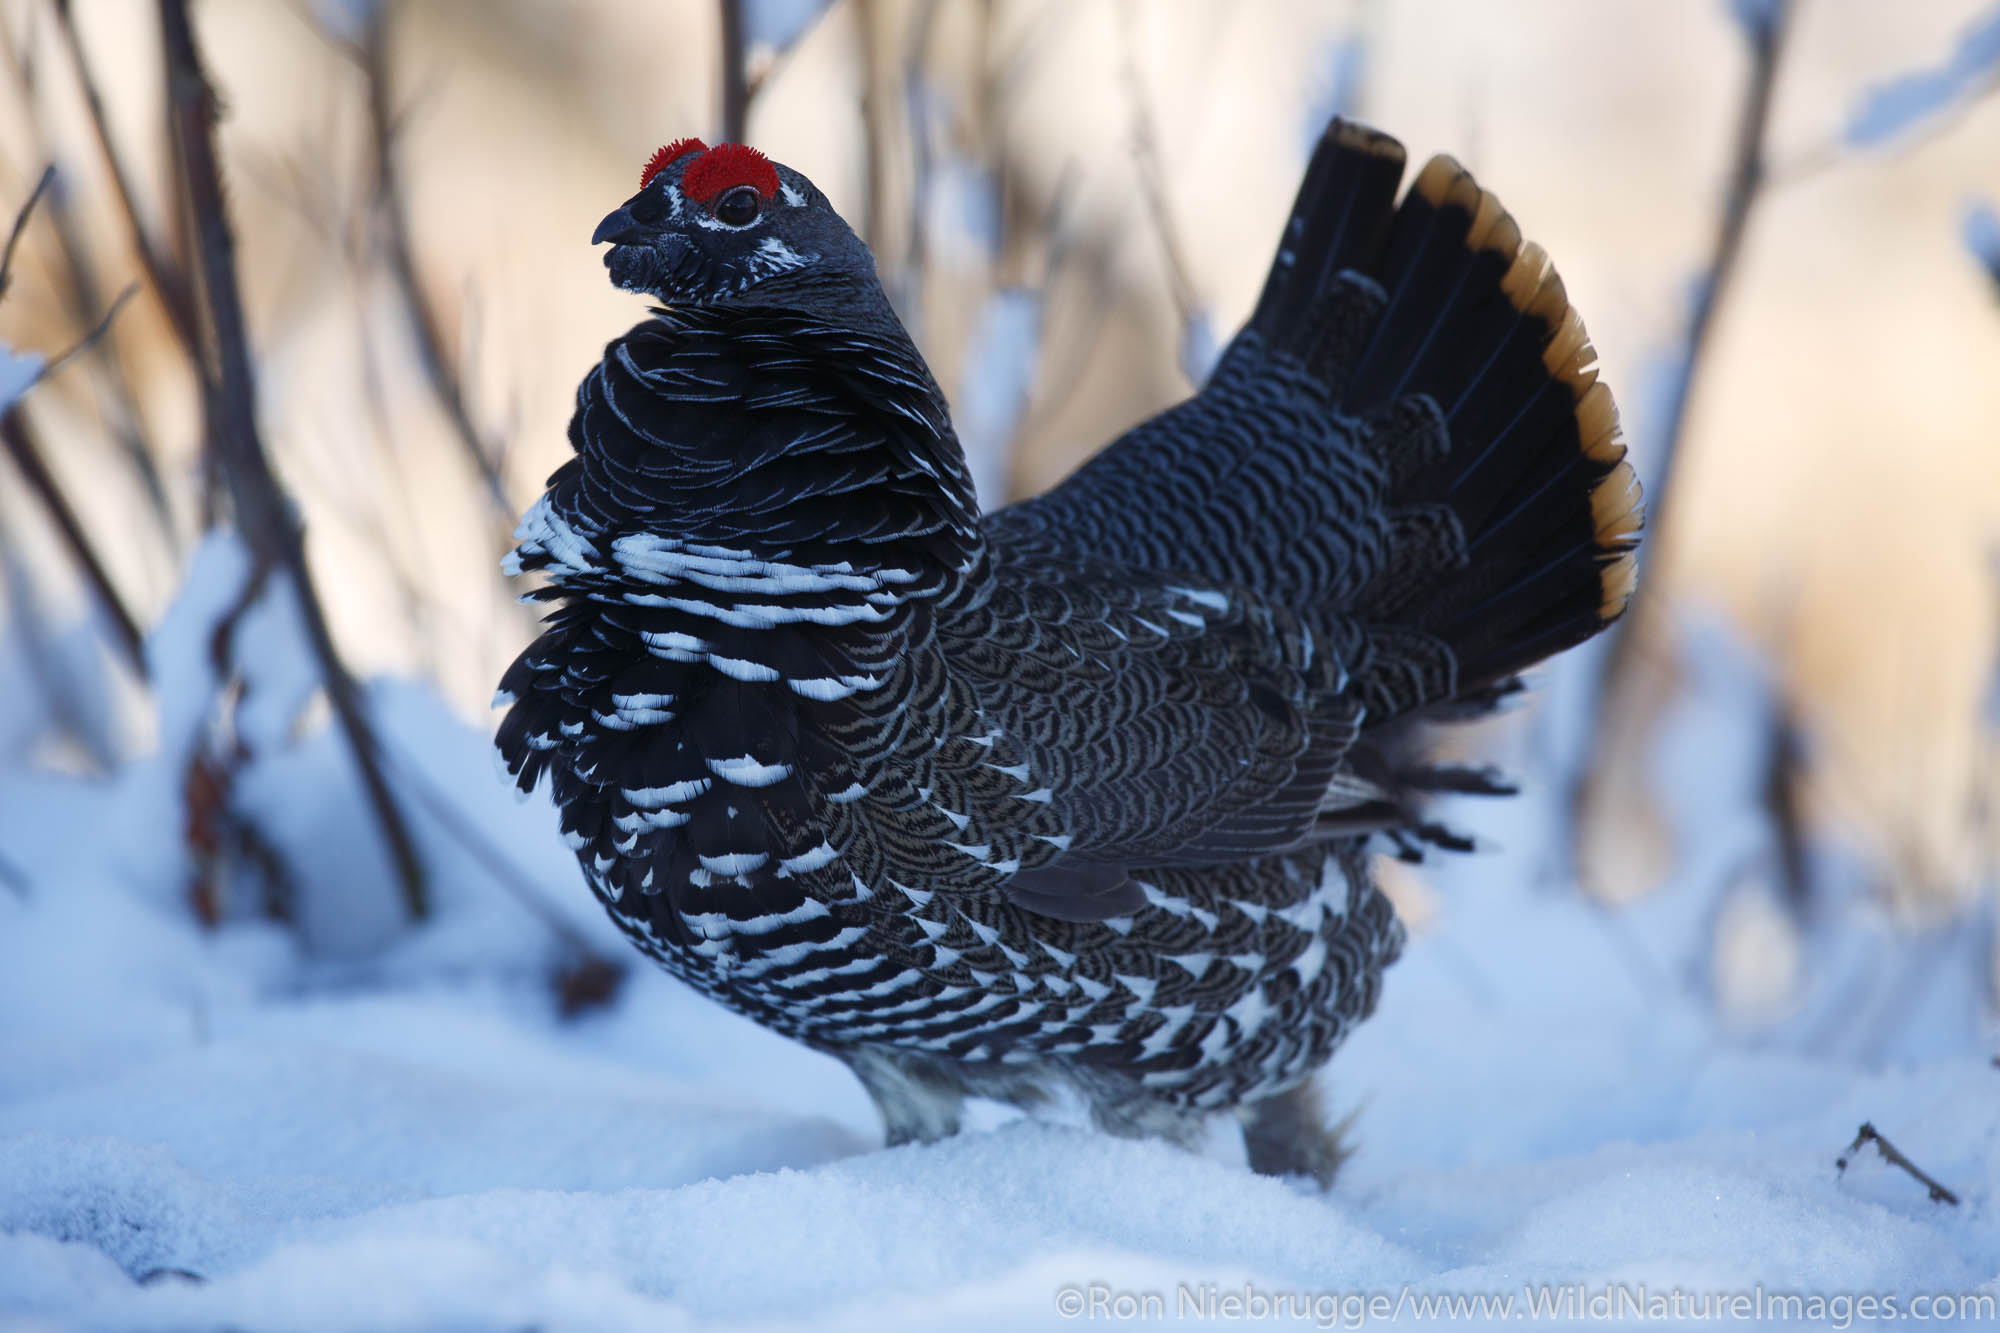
[158,0,429,922]
[1965,198,2000,296]
[1727,0,1786,38]
[0,345,39,417]
[1843,3,2000,148]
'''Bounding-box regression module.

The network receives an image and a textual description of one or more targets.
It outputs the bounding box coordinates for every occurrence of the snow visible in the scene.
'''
[1178,310,1221,387]
[1844,4,2000,148]
[2,556,1996,1330]
[955,288,1042,510]
[1726,0,1785,36]
[1965,198,2000,278]
[744,0,826,52]
[0,344,41,414]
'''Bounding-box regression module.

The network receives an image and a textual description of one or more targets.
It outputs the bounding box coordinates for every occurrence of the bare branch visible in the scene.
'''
[39,170,181,545]
[1772,77,2000,189]
[359,4,514,522]
[1649,0,1792,538]
[896,0,944,325]
[1116,0,1202,382]
[50,0,202,360]
[0,407,147,677]
[0,164,53,299]
[2,14,179,545]
[1774,5,2000,187]
[719,0,749,143]
[157,0,429,922]
[1836,1121,1961,1205]
[1573,1,1794,872]
[375,734,627,1011]
[855,0,891,257]
[37,282,138,382]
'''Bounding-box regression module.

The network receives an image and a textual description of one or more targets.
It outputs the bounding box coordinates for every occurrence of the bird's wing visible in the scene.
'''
[933,556,1374,921]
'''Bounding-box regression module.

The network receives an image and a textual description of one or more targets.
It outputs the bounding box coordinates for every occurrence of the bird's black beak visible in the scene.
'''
[593,206,650,246]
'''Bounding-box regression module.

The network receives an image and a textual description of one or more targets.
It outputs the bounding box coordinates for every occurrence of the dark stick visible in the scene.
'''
[157,0,429,921]
[374,733,626,1010]
[893,0,943,327]
[1761,690,1813,912]
[1572,2,1793,851]
[719,0,749,144]
[1638,0,1792,549]
[359,6,514,523]
[0,164,53,298]
[1116,0,1202,378]
[855,0,889,257]
[44,174,180,543]
[39,282,139,381]
[3,15,179,547]
[1836,1122,1961,1205]
[0,406,147,677]
[0,155,155,667]
[50,0,202,360]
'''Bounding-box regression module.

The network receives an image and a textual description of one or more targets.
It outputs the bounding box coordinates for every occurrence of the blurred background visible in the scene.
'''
[1,0,1997,1049]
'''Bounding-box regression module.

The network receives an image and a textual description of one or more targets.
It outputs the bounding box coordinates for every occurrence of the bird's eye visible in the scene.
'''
[714,186,761,227]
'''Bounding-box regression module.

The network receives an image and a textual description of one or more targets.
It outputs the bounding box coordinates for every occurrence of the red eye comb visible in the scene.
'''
[640,138,708,189]
[680,143,780,206]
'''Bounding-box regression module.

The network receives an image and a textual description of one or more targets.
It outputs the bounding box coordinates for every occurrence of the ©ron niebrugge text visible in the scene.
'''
[1053,1280,1995,1327]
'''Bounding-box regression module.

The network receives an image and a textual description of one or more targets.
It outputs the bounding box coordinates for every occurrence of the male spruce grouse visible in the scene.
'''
[497,122,1640,1184]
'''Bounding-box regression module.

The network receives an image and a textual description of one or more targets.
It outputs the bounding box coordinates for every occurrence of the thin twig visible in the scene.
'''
[1573,1,1794,858]
[896,0,944,326]
[40,172,180,546]
[1836,1122,1961,1205]
[1116,0,1201,379]
[375,734,626,990]
[1631,0,1790,597]
[855,0,891,257]
[158,0,429,921]
[0,14,177,542]
[359,6,513,523]
[719,0,749,143]
[0,142,149,660]
[50,0,202,360]
[1761,681,1814,913]
[0,167,140,388]
[0,164,53,298]
[0,407,147,676]
[37,282,138,382]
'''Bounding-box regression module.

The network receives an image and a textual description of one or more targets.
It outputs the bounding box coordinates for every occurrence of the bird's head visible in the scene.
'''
[591,138,870,305]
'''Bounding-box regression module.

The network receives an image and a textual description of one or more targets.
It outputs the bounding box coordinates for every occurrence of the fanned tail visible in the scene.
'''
[1249,121,1642,696]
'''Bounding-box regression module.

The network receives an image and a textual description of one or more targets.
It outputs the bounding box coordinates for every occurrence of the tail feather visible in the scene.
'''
[1254,126,1641,694]
[990,117,1639,715]
[1246,122,1406,357]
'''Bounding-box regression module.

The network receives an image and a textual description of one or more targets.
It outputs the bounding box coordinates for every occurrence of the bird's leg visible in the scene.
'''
[1238,1079,1356,1189]
[838,1045,965,1147]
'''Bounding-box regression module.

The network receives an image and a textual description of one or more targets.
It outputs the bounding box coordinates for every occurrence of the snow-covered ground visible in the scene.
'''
[1,562,1995,1332]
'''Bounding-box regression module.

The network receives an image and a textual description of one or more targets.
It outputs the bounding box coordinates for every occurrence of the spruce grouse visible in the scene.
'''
[497,123,1641,1183]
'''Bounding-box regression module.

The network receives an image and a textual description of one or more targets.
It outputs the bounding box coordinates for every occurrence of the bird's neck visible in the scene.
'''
[508,302,984,724]
[498,300,986,931]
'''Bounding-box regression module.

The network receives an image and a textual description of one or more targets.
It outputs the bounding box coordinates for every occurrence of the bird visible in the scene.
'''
[496,123,1640,1185]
